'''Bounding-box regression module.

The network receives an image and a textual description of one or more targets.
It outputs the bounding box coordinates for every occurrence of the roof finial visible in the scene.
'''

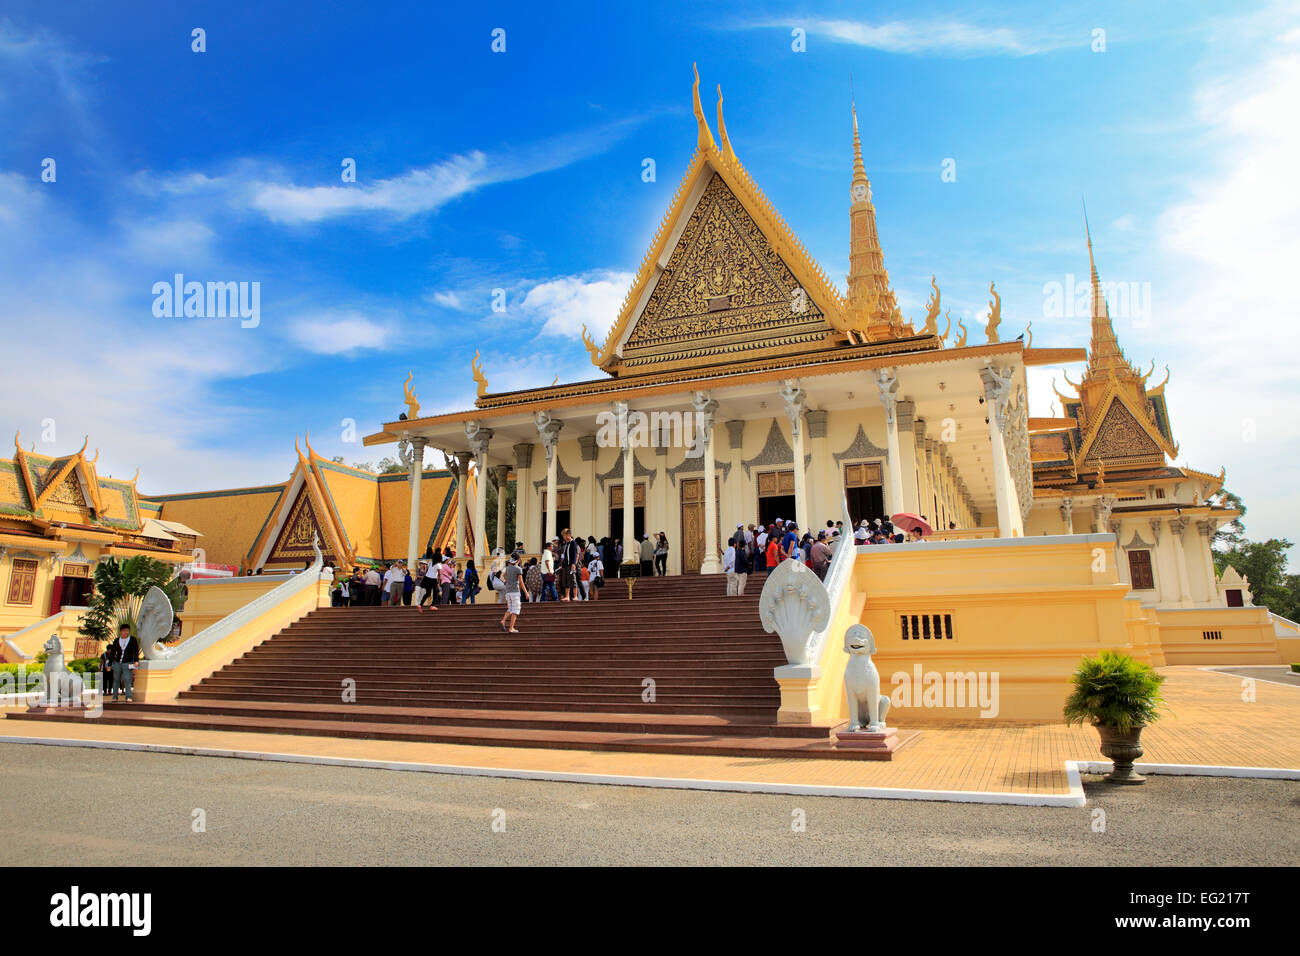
[715,84,736,164]
[692,63,716,153]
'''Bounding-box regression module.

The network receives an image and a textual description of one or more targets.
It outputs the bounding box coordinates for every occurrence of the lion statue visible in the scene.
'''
[40,634,84,706]
[843,624,889,733]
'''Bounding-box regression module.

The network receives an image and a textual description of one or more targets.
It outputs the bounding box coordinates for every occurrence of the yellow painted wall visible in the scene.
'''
[178,575,288,638]
[151,488,285,568]
[1154,606,1281,665]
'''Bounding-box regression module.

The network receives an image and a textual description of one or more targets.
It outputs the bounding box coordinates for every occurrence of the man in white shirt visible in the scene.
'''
[723,537,738,595]
[854,520,871,544]
[363,566,382,605]
[382,563,405,606]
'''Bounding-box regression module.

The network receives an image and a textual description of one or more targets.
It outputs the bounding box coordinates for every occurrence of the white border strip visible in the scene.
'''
[0,734,1088,807]
[1198,665,1300,690]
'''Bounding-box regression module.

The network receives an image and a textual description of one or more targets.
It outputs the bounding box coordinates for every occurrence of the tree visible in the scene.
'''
[484,473,517,550]
[1208,488,1246,551]
[376,456,405,475]
[79,556,187,643]
[1216,538,1300,621]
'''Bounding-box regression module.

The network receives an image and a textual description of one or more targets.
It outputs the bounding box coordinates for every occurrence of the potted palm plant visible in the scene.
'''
[1064,650,1166,785]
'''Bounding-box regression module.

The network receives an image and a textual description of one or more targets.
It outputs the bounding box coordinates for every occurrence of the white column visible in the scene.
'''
[804,411,828,529]
[725,419,747,532]
[781,380,809,532]
[401,436,427,568]
[492,464,510,552]
[896,400,918,514]
[455,455,469,559]
[536,413,561,548]
[692,391,720,574]
[1197,519,1219,604]
[465,423,492,567]
[512,443,533,552]
[1170,517,1193,607]
[1111,519,1128,584]
[875,368,904,517]
[914,421,931,524]
[979,366,1024,538]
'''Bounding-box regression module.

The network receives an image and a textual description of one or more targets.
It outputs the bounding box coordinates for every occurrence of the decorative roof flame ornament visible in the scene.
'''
[1151,365,1171,392]
[941,309,951,343]
[402,371,420,419]
[1024,320,1033,349]
[692,63,716,152]
[580,325,601,364]
[294,436,305,460]
[716,84,737,165]
[954,316,968,348]
[1062,368,1081,389]
[922,276,941,335]
[985,282,1001,344]
[471,350,489,399]
[76,436,88,457]
[1139,359,1155,385]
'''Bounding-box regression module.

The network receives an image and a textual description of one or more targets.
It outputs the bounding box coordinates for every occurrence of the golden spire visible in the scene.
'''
[692,64,716,153]
[1083,201,1136,380]
[846,97,904,339]
[715,84,737,164]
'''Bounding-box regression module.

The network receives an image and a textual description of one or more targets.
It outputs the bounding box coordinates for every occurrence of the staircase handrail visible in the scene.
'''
[760,493,858,669]
[804,493,858,670]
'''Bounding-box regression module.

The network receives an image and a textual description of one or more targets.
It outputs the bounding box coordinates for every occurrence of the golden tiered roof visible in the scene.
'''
[582,66,931,378]
[1031,217,1185,490]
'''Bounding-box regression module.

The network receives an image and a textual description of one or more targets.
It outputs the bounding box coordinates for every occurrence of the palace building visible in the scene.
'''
[361,69,1240,616]
[5,69,1292,737]
[0,433,472,660]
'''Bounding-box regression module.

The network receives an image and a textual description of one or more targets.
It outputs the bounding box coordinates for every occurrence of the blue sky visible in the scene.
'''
[2,1,1297,550]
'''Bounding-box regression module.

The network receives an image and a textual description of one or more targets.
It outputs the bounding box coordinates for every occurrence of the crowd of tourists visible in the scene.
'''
[326,513,933,631]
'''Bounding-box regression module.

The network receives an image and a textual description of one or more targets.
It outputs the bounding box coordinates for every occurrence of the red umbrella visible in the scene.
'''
[891,513,934,537]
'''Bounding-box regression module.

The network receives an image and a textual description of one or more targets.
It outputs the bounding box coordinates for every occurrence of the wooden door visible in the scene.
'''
[680,478,704,573]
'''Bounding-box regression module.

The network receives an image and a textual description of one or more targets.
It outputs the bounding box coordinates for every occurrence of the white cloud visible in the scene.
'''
[284,310,399,355]
[740,17,1074,56]
[249,152,490,224]
[426,290,466,310]
[519,270,635,338]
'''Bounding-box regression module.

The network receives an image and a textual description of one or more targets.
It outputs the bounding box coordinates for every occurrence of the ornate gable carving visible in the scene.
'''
[268,485,332,565]
[47,472,87,509]
[621,173,829,371]
[1084,399,1163,462]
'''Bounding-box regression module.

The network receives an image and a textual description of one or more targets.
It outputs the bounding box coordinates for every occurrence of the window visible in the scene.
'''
[1127,550,1155,590]
[900,613,954,640]
[6,558,38,605]
[1203,630,1223,641]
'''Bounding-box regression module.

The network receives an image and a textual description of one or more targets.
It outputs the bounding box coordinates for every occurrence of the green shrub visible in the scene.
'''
[1292,663,1299,674]
[1063,650,1167,733]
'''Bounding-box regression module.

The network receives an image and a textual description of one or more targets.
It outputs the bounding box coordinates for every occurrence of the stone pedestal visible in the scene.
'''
[835,726,909,756]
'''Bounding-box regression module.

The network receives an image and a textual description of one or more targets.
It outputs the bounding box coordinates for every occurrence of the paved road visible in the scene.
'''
[1,744,1295,866]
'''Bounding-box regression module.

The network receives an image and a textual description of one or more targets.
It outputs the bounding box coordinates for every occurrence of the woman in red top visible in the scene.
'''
[765,535,781,568]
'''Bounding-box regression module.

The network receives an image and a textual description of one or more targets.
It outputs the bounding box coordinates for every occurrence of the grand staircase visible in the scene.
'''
[12,573,877,759]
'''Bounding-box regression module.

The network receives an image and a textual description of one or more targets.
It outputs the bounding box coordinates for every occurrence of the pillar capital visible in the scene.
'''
[779,379,807,437]
[535,412,562,461]
[804,409,828,440]
[1148,517,1163,544]
[513,442,534,470]
[896,400,916,431]
[490,463,511,485]
[578,434,598,461]
[464,422,493,460]
[1170,516,1189,539]
[725,419,746,449]
[913,418,927,443]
